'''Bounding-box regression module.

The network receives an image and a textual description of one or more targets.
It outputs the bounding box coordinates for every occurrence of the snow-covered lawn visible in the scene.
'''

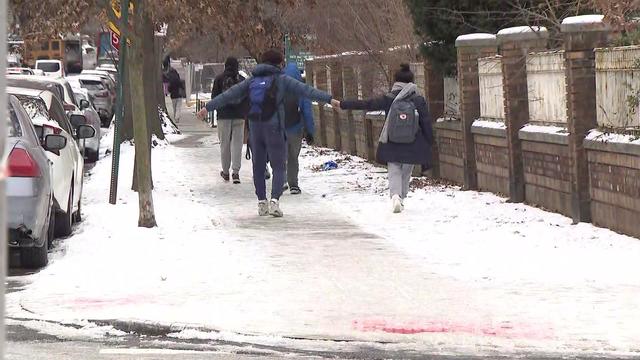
[6,125,640,357]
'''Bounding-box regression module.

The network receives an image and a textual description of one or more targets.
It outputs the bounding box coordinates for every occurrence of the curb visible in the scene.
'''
[90,319,217,337]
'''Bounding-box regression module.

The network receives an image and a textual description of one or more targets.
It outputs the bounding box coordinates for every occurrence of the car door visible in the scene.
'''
[48,96,83,214]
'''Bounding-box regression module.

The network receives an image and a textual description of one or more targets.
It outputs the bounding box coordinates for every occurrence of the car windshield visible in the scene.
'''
[7,103,22,137]
[37,62,60,72]
[80,80,105,91]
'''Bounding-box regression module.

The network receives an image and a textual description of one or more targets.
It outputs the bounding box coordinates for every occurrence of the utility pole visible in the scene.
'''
[1,0,8,356]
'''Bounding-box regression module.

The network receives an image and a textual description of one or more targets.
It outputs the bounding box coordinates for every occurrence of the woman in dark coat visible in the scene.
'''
[340,64,434,213]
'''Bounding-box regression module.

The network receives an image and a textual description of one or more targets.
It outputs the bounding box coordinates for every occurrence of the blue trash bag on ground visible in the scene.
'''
[322,160,338,171]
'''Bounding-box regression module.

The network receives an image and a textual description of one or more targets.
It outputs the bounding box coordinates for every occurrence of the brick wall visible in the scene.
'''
[435,120,465,184]
[586,141,640,238]
[520,134,573,216]
[472,128,509,195]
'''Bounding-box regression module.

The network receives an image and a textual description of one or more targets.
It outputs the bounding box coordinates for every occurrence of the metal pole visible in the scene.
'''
[108,0,129,205]
[1,0,8,356]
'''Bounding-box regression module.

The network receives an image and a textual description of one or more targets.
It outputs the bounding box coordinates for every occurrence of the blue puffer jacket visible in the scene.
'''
[283,63,314,135]
[205,63,332,130]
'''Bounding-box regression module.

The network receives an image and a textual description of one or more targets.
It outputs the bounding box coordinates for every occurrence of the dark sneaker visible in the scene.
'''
[265,169,271,180]
[282,183,289,191]
[290,186,301,195]
[232,173,240,184]
[220,171,230,182]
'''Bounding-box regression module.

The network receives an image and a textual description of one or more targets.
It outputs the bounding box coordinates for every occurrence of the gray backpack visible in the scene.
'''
[385,92,419,144]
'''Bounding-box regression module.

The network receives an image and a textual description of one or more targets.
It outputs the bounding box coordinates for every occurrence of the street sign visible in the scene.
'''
[110,30,120,51]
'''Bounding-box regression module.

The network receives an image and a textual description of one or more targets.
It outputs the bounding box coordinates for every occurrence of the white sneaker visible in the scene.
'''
[392,195,404,213]
[269,199,283,217]
[258,200,269,216]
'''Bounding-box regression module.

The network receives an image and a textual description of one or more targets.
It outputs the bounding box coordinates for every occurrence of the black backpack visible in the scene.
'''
[283,93,301,128]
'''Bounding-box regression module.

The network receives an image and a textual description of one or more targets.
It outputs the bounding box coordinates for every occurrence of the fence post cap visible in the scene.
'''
[561,15,610,33]
[455,33,497,48]
[497,26,549,43]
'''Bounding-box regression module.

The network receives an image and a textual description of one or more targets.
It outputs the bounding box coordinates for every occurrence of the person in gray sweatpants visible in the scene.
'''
[211,57,247,183]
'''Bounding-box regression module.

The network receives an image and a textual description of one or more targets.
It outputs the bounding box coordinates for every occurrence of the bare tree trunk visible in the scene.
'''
[128,1,157,228]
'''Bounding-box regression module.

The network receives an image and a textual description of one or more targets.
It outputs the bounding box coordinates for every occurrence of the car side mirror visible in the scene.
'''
[80,99,90,110]
[44,134,67,152]
[69,113,86,129]
[76,124,96,139]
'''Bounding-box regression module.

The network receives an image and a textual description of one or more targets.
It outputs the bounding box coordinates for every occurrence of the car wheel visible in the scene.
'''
[55,184,74,237]
[21,212,50,269]
[86,149,99,163]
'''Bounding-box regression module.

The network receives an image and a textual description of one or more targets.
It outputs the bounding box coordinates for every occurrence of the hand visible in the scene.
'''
[304,133,315,145]
[331,99,341,109]
[196,108,208,121]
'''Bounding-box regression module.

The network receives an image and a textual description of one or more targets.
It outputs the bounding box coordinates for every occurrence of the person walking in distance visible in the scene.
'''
[197,49,337,217]
[167,65,185,123]
[338,64,433,213]
[212,57,247,184]
[282,62,315,195]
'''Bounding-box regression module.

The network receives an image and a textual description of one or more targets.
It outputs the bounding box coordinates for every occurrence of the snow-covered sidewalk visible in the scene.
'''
[6,109,640,358]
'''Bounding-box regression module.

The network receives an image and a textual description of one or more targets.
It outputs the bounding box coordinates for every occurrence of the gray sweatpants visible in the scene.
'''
[218,119,245,174]
[388,162,414,199]
[286,130,304,188]
[171,98,181,122]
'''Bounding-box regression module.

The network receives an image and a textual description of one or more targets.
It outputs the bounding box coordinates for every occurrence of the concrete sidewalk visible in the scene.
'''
[6,105,640,358]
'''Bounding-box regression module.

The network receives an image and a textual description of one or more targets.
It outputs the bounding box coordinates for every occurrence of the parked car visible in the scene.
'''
[8,86,95,237]
[73,90,101,162]
[35,59,65,78]
[7,75,80,112]
[67,74,114,125]
[83,69,116,84]
[7,67,35,75]
[6,95,67,268]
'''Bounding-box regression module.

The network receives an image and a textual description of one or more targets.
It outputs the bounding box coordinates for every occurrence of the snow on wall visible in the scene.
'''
[595,46,640,129]
[562,14,604,25]
[478,56,505,120]
[497,26,547,35]
[526,51,567,125]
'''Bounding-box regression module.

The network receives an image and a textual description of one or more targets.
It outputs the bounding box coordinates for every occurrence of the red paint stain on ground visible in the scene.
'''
[352,319,553,340]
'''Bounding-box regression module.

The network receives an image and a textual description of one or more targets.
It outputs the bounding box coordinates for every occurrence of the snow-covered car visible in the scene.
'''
[6,95,67,268]
[7,75,80,112]
[67,74,114,125]
[35,59,65,78]
[73,90,101,162]
[8,86,95,237]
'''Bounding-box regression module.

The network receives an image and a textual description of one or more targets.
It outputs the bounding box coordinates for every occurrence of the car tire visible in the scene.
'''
[55,184,74,237]
[47,205,56,249]
[86,149,99,163]
[21,212,51,269]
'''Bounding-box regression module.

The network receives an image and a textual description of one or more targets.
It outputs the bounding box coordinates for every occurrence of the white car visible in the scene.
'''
[67,74,114,125]
[82,69,116,84]
[35,60,65,78]
[7,75,80,112]
[7,86,95,237]
[72,90,101,162]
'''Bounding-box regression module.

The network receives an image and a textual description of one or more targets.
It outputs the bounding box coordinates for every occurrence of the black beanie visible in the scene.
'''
[394,63,415,83]
[225,57,239,71]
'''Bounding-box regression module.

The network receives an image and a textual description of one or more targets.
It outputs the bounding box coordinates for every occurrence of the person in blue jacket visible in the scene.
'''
[282,62,315,195]
[198,49,338,217]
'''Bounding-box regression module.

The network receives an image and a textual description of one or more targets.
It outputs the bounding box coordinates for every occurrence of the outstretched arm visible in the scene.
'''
[204,79,250,112]
[340,96,388,111]
[282,76,332,104]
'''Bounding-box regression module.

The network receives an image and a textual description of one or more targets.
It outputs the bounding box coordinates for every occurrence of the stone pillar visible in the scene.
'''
[314,59,329,146]
[424,60,444,178]
[497,27,549,203]
[455,34,498,190]
[329,59,344,150]
[342,57,359,154]
[562,15,610,223]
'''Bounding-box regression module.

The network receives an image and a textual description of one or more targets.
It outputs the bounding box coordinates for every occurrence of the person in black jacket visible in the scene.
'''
[339,63,434,213]
[167,66,185,122]
[211,57,247,183]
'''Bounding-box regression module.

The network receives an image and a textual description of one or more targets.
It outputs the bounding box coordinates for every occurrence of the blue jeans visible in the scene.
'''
[249,118,287,200]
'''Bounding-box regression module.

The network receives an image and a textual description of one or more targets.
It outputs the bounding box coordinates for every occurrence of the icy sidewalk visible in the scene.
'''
[6,110,640,357]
